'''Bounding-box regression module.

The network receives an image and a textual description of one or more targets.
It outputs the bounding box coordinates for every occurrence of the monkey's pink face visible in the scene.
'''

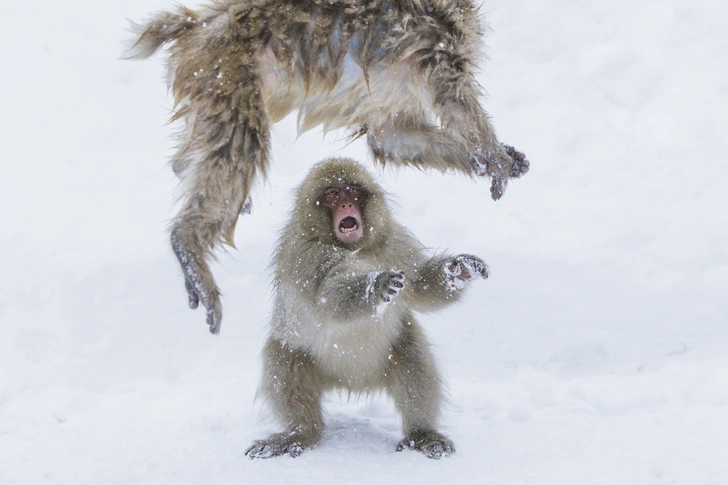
[323,184,364,244]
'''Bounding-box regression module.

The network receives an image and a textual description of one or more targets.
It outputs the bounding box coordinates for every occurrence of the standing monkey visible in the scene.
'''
[246,158,489,459]
[125,0,529,333]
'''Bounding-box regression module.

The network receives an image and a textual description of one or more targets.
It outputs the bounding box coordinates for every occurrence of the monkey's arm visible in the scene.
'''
[407,254,488,311]
[314,263,405,320]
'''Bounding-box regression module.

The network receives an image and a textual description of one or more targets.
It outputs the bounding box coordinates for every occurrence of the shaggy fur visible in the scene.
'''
[246,158,489,459]
[125,0,528,333]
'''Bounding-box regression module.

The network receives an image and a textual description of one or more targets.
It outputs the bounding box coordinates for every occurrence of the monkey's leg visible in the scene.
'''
[366,114,473,173]
[246,338,327,459]
[384,319,454,459]
[429,70,530,200]
[171,93,271,334]
[366,112,525,200]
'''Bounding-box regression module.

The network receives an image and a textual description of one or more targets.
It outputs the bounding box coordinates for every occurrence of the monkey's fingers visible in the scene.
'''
[379,270,405,303]
[189,287,221,334]
[184,278,200,309]
[388,270,405,290]
[172,229,223,334]
[452,255,489,281]
[474,263,489,279]
[390,272,405,287]
[206,310,219,334]
[463,259,489,280]
[205,298,222,335]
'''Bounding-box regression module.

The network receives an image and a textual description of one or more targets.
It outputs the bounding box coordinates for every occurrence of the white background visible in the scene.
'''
[1,1,726,484]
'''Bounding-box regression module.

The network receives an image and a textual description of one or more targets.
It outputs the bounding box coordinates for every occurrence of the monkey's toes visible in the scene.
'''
[419,439,454,459]
[504,144,530,178]
[511,156,530,178]
[396,436,455,459]
[245,441,303,459]
[245,442,275,459]
[490,175,506,201]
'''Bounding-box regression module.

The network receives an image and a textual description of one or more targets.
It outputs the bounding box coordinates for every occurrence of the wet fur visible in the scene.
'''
[246,158,488,458]
[125,0,528,333]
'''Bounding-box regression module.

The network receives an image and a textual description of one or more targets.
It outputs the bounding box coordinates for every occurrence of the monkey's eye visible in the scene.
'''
[324,188,340,203]
[343,185,362,196]
[323,184,363,204]
[323,188,342,205]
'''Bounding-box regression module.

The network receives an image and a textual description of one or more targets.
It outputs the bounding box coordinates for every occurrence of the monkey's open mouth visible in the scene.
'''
[339,216,359,233]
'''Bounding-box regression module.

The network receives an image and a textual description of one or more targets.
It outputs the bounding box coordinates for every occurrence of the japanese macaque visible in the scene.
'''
[124,0,528,334]
[245,158,488,459]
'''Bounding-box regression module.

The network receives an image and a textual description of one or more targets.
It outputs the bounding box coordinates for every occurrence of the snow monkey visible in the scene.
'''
[245,158,489,459]
[124,0,529,334]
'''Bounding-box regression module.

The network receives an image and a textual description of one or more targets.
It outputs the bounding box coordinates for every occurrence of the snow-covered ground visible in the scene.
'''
[1,1,727,484]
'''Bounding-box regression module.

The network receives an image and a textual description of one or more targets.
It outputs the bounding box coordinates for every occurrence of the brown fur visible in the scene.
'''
[125,0,528,333]
[246,158,489,458]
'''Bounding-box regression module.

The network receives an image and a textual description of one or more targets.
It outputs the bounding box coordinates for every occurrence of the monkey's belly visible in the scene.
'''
[315,335,395,389]
[259,47,435,133]
[299,314,402,390]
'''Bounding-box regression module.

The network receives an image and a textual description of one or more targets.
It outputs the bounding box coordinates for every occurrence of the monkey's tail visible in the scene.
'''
[122,7,200,60]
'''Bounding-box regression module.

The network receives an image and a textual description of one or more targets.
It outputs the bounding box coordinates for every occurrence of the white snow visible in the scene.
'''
[1,1,727,484]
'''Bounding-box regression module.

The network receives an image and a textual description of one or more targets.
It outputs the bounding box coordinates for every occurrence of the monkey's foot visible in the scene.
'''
[503,144,530,178]
[396,430,455,459]
[473,154,508,201]
[474,144,529,200]
[245,438,304,459]
[489,175,506,201]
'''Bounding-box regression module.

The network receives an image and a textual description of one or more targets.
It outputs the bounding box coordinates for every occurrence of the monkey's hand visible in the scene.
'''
[172,230,223,334]
[445,255,488,291]
[370,270,405,304]
[182,276,222,335]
